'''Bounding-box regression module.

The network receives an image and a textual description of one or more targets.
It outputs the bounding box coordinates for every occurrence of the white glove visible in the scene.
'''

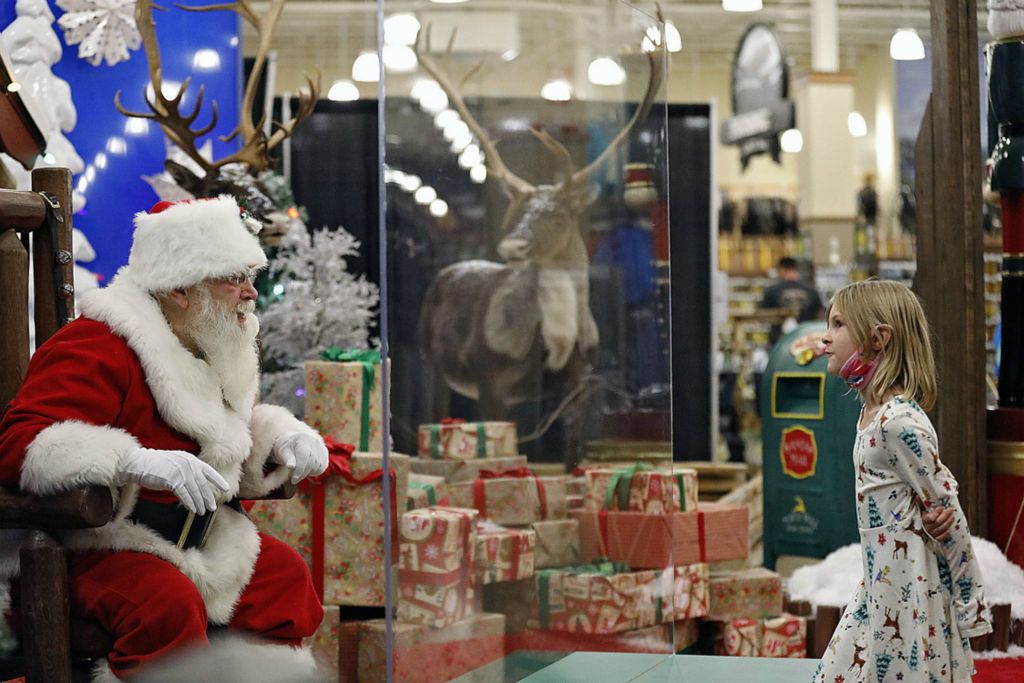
[118,447,230,515]
[272,431,329,484]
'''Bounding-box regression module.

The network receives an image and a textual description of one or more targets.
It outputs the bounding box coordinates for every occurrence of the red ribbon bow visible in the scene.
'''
[440,417,465,425]
[473,468,547,520]
[303,435,398,602]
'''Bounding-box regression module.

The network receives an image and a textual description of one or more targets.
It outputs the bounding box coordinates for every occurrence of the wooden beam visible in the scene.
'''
[917,0,986,530]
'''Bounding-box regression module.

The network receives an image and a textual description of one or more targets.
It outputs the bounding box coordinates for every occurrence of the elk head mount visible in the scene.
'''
[416,27,665,420]
[115,0,319,207]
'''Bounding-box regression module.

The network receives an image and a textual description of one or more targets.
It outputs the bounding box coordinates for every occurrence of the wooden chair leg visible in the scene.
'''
[20,531,71,683]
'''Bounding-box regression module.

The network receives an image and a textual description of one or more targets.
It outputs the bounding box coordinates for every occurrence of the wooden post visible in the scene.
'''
[813,605,842,659]
[30,168,74,347]
[20,531,71,683]
[914,0,986,530]
[991,603,1012,651]
[0,230,28,409]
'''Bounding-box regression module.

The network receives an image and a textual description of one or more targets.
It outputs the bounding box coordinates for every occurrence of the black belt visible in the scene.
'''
[128,497,242,550]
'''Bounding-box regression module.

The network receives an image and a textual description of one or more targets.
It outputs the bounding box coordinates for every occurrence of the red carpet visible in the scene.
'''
[975,657,1024,682]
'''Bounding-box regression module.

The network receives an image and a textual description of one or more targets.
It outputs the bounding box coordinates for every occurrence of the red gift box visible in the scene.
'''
[573,503,748,568]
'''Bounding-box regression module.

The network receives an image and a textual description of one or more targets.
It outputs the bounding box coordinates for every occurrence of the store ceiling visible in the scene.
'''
[246,1,987,82]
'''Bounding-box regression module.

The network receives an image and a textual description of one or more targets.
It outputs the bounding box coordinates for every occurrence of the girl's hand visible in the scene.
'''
[922,506,954,541]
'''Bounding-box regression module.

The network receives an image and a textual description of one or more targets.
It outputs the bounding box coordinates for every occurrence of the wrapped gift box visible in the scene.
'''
[303,605,340,680]
[706,568,783,621]
[406,473,450,511]
[398,507,478,628]
[574,503,748,568]
[762,614,807,658]
[449,475,569,526]
[530,519,581,568]
[723,618,761,656]
[584,467,698,513]
[418,420,518,460]
[304,353,387,451]
[359,613,506,683]
[720,614,807,658]
[249,450,410,606]
[410,455,528,484]
[475,526,535,585]
[671,563,710,620]
[531,563,661,634]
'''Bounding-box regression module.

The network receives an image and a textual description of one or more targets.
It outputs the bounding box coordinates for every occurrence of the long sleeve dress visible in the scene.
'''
[814,397,991,683]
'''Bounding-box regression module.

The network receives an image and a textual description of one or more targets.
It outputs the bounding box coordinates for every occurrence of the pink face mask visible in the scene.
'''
[839,351,880,390]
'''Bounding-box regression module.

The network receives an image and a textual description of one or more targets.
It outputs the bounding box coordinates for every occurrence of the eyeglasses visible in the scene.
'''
[213,269,258,287]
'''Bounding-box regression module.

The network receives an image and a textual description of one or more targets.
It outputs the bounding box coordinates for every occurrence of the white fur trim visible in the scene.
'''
[133,635,319,682]
[63,506,260,624]
[20,420,137,496]
[128,196,267,294]
[92,659,121,683]
[79,275,255,495]
[239,405,317,497]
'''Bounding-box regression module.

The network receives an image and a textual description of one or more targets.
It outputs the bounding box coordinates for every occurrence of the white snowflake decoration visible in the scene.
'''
[56,0,141,67]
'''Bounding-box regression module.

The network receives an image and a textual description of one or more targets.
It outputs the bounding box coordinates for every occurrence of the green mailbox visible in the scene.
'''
[760,322,860,570]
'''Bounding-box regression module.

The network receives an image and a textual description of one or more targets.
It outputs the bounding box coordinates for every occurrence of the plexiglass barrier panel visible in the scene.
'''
[380,2,683,680]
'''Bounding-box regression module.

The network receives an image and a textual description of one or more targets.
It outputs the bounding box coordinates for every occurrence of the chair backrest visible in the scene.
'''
[0,167,74,410]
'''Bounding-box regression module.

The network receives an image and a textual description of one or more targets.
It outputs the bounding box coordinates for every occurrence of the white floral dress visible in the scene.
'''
[814,397,991,683]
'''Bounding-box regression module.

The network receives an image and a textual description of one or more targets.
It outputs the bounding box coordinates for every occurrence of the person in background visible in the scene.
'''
[0,196,328,681]
[857,172,879,227]
[759,256,824,348]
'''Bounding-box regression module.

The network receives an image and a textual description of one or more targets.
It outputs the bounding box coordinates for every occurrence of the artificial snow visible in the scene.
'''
[786,536,1024,620]
[974,644,1024,661]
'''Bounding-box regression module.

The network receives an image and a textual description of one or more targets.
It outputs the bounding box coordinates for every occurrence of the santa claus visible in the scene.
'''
[0,196,329,680]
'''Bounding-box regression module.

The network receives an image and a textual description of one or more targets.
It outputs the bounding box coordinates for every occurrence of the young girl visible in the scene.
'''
[814,280,991,682]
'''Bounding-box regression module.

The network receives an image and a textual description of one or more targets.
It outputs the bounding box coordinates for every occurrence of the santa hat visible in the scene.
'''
[127,195,268,293]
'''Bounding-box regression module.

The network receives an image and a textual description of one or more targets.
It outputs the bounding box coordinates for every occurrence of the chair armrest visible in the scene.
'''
[0,485,114,530]
[244,482,296,501]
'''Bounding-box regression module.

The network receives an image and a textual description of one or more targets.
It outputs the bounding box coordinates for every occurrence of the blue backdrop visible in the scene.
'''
[0,1,242,284]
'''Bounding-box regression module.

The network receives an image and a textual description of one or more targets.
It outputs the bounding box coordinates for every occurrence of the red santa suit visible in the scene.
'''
[0,197,323,680]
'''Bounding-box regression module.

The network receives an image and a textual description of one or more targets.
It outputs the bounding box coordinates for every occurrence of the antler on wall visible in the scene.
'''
[115,0,320,195]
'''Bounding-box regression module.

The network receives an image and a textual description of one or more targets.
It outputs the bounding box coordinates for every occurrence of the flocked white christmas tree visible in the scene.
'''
[260,220,380,414]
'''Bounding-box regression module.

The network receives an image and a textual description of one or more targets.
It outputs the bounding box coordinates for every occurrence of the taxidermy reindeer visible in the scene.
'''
[115,0,319,209]
[416,27,665,419]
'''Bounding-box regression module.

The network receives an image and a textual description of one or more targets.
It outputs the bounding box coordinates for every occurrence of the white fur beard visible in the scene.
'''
[188,291,260,413]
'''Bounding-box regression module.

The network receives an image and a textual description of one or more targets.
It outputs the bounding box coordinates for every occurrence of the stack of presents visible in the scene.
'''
[249,353,806,682]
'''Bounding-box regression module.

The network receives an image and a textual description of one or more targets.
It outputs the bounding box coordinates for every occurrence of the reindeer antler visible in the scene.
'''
[568,42,665,187]
[115,0,320,194]
[413,27,534,196]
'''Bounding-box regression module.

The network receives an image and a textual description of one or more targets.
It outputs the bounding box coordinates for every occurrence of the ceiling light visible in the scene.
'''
[588,57,626,86]
[722,0,762,11]
[443,120,470,143]
[541,79,572,102]
[501,49,519,62]
[328,80,359,101]
[889,28,925,61]
[780,128,803,153]
[352,51,379,82]
[450,130,473,152]
[430,0,468,4]
[106,136,127,155]
[124,118,149,136]
[848,112,868,138]
[383,45,418,73]
[192,49,221,71]
[470,164,487,183]
[429,198,449,217]
[458,144,483,169]
[384,13,420,46]
[414,185,437,205]
[399,174,422,192]
[434,109,459,129]
[419,88,449,114]
[642,22,683,53]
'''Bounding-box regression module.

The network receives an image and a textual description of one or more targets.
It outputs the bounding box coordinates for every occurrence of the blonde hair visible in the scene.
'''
[830,279,937,410]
